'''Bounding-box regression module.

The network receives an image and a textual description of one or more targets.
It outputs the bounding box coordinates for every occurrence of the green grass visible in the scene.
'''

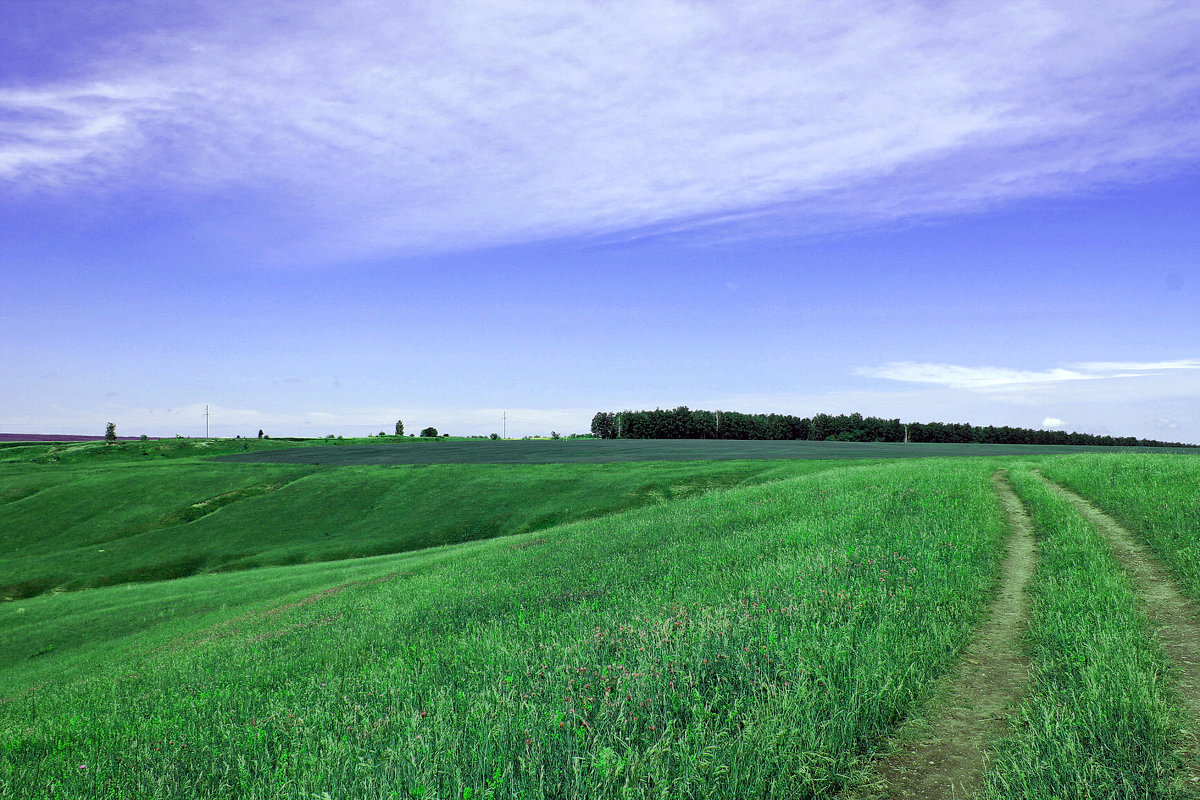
[980,466,1189,799]
[1040,452,1200,602]
[217,437,1196,466]
[1,458,1009,799]
[0,458,831,601]
[5,448,1198,798]
[0,436,332,465]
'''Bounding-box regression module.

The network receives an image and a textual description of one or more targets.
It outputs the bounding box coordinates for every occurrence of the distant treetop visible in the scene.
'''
[589,408,1195,448]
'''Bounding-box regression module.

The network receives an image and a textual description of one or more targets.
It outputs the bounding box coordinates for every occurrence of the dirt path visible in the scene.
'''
[1034,471,1200,772]
[860,472,1036,799]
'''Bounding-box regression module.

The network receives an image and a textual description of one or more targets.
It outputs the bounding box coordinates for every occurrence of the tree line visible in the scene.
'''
[589,408,1195,448]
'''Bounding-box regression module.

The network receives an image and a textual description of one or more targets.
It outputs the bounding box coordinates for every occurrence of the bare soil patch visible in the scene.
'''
[857,471,1036,799]
[1035,471,1200,778]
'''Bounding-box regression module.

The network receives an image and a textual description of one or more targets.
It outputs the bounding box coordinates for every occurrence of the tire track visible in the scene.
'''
[862,472,1036,799]
[1034,471,1200,776]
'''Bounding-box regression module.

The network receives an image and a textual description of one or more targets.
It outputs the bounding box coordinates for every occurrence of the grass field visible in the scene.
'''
[1039,453,1200,602]
[0,453,837,602]
[216,437,1197,465]
[2,442,1199,798]
[981,466,1187,799]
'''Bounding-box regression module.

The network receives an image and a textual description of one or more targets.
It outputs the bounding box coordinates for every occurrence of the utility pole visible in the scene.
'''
[502,410,507,440]
[204,405,210,439]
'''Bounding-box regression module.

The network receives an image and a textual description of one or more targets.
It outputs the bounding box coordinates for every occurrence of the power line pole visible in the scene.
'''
[204,404,210,439]
[502,410,507,439]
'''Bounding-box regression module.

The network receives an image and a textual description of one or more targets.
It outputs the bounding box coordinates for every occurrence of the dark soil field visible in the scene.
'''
[216,437,1189,465]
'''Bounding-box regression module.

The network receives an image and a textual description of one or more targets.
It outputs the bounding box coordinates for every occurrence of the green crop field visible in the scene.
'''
[1,442,1198,799]
[215,437,1196,466]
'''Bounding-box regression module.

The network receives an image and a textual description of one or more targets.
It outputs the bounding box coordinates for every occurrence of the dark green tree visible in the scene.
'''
[105,422,117,443]
[420,426,438,438]
[395,419,404,436]
[590,412,615,439]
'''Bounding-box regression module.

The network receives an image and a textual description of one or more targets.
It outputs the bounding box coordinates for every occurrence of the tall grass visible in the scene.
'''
[1040,452,1200,601]
[0,458,823,600]
[1,459,1007,799]
[980,467,1189,799]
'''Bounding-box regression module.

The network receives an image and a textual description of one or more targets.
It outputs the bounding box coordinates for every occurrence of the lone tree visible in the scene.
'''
[258,429,264,439]
[419,426,438,438]
[395,419,404,436]
[105,422,117,443]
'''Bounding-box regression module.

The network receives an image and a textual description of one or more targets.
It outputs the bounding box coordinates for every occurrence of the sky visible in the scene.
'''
[1,0,1198,442]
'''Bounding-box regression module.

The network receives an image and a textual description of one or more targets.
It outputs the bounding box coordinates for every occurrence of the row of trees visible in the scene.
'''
[590,408,1195,448]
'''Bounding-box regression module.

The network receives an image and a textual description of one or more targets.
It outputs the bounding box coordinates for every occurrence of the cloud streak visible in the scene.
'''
[858,359,1200,392]
[3,0,1200,261]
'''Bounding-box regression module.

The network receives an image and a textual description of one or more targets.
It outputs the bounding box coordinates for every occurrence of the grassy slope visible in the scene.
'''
[1,458,1009,800]
[981,467,1188,799]
[1039,452,1200,602]
[0,457,825,600]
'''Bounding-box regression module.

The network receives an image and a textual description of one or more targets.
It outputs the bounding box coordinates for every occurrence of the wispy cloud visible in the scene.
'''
[1069,360,1200,372]
[3,1,1200,260]
[856,362,1098,390]
[857,359,1200,392]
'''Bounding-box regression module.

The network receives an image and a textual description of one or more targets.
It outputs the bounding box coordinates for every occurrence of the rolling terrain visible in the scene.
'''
[1,441,1198,798]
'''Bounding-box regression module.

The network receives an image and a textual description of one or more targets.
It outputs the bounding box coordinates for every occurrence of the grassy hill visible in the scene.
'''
[1,446,835,601]
[3,444,1198,798]
[3,456,1011,798]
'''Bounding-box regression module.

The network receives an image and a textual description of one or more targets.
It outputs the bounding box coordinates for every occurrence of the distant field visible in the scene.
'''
[214,437,1191,465]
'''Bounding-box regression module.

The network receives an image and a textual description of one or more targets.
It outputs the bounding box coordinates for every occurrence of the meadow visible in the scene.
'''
[215,437,1190,466]
[1,440,1198,798]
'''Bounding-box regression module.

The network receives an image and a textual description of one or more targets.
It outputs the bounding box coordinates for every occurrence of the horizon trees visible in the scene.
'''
[590,407,1192,448]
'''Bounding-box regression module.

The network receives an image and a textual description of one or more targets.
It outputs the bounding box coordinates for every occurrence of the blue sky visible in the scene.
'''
[2,0,1198,441]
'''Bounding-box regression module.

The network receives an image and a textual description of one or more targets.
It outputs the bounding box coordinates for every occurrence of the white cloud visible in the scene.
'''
[848,359,1200,442]
[857,359,1200,392]
[855,362,1099,390]
[3,0,1200,261]
[1069,359,1200,372]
